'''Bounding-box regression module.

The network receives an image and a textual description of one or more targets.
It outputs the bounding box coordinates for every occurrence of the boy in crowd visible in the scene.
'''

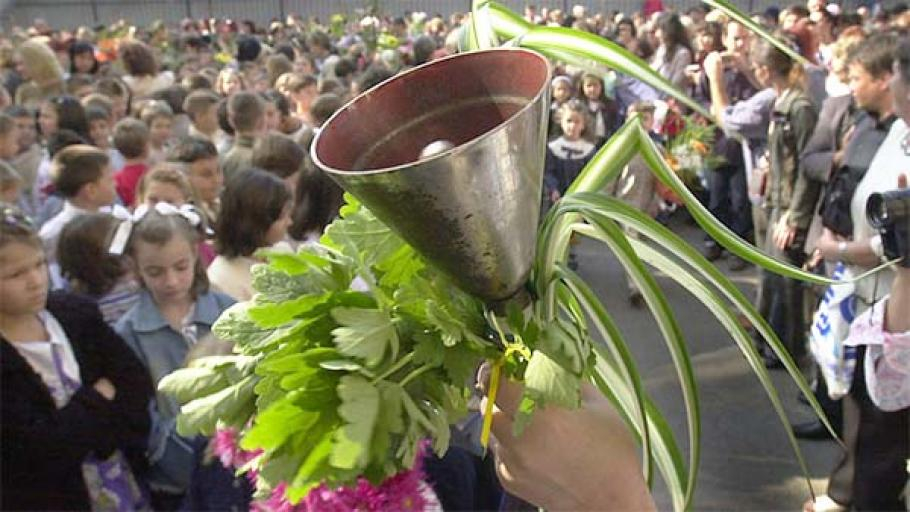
[38,144,116,288]
[222,91,265,181]
[169,136,223,224]
[112,117,151,206]
[183,89,223,144]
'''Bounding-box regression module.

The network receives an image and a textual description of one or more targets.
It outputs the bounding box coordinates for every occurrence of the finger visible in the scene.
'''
[492,375,525,418]
[490,408,519,445]
[898,173,908,189]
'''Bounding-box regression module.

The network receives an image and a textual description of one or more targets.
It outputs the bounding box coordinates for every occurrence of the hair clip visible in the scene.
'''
[1,204,35,230]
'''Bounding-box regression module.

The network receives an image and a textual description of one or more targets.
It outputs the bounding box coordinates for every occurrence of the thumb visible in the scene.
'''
[898,173,908,189]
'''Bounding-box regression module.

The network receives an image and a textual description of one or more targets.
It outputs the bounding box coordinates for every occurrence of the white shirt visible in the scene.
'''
[11,311,82,408]
[207,255,258,302]
[39,201,91,290]
[849,118,907,303]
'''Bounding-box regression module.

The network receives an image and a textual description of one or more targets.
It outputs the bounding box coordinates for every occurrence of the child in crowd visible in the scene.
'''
[260,91,282,132]
[135,165,216,266]
[263,89,306,138]
[221,91,265,181]
[0,204,153,511]
[57,212,142,325]
[251,132,304,195]
[578,72,622,145]
[169,137,223,226]
[95,77,132,121]
[285,73,318,128]
[139,100,174,167]
[115,203,234,510]
[183,89,222,144]
[150,86,190,140]
[3,106,42,213]
[112,117,151,206]
[207,169,291,301]
[544,100,596,203]
[85,104,125,171]
[549,75,576,139]
[39,144,116,289]
[135,164,197,209]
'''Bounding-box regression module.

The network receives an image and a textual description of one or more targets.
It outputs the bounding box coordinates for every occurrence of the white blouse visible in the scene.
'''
[11,311,81,408]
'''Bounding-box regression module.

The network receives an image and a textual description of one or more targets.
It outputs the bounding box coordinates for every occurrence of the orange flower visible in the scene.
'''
[690,140,709,155]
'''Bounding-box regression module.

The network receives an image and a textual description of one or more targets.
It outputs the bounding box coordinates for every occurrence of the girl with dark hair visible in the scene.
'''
[38,95,89,142]
[208,169,292,301]
[58,212,141,325]
[119,41,174,100]
[68,41,99,76]
[650,12,693,90]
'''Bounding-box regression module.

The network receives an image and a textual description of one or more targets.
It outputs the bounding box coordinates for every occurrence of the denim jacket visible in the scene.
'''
[115,289,234,494]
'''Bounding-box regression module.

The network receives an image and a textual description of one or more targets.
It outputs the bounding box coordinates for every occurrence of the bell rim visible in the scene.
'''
[311,47,552,177]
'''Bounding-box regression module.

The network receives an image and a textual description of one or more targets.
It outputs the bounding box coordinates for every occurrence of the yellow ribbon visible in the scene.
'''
[480,359,503,452]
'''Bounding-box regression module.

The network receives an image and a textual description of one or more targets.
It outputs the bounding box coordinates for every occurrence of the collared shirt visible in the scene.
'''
[849,118,908,303]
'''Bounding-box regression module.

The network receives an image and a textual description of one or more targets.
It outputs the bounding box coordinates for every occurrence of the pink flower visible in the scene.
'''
[212,427,262,473]
[253,441,437,511]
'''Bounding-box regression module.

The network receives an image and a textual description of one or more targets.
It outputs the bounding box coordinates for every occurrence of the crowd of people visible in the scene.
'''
[0,1,908,510]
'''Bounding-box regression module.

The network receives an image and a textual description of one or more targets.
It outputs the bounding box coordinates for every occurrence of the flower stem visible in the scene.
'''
[399,363,434,387]
[372,352,415,383]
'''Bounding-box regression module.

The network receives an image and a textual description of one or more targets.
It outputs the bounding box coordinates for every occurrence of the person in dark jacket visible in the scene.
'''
[0,204,153,511]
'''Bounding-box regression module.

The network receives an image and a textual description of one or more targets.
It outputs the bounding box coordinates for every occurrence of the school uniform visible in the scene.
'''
[1,292,153,511]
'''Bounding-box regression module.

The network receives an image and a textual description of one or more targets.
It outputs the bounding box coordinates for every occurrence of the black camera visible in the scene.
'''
[866,188,910,267]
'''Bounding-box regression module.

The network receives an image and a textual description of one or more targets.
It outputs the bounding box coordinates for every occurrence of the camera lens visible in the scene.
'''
[866,192,888,228]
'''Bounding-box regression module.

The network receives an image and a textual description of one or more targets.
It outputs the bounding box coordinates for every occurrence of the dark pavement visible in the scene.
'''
[573,214,841,511]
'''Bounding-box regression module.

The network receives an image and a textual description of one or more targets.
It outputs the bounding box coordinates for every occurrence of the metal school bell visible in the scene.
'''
[312,48,552,303]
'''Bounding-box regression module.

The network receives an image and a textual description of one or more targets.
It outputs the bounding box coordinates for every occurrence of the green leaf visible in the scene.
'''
[537,318,586,376]
[331,307,399,366]
[251,264,333,304]
[484,2,713,121]
[240,401,316,452]
[158,366,229,404]
[523,350,580,409]
[330,375,380,469]
[176,374,257,436]
[212,302,277,348]
[701,0,809,66]
[412,332,446,367]
[322,199,403,269]
[375,243,424,290]
[249,292,334,328]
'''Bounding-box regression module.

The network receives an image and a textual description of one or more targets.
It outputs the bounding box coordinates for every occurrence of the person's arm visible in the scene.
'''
[886,268,910,334]
[784,102,822,231]
[480,369,655,511]
[703,52,730,124]
[800,98,844,183]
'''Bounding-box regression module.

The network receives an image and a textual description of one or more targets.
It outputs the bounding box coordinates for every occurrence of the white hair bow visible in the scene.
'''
[107,202,203,256]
